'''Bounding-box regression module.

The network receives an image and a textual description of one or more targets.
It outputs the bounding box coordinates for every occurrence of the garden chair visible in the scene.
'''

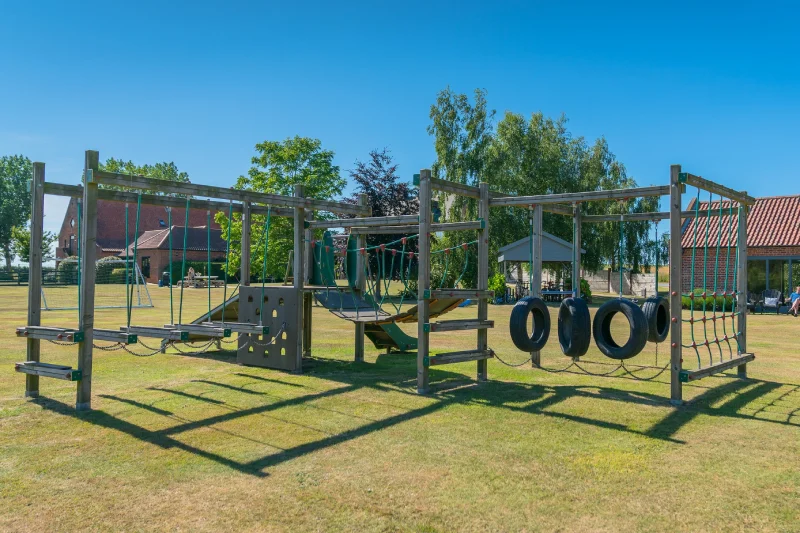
[761,289,783,314]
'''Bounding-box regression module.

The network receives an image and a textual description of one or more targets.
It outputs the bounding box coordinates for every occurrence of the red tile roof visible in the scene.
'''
[681,195,800,248]
[119,226,228,256]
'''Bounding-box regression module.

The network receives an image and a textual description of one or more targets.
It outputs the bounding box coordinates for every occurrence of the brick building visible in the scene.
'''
[56,198,222,282]
[120,226,228,284]
[680,195,800,295]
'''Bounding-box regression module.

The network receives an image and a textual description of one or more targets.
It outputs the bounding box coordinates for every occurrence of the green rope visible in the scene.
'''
[732,204,742,352]
[178,198,190,325]
[700,192,714,363]
[711,196,724,361]
[529,208,534,292]
[654,220,659,295]
[127,194,141,329]
[259,207,272,325]
[221,202,233,325]
[618,209,624,298]
[687,187,701,365]
[168,207,173,325]
[720,199,733,357]
[453,245,470,288]
[124,202,129,325]
[438,249,450,289]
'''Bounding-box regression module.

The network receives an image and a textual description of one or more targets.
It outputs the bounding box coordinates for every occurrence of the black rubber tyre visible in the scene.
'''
[592,299,648,360]
[557,297,591,358]
[641,296,669,343]
[509,296,551,352]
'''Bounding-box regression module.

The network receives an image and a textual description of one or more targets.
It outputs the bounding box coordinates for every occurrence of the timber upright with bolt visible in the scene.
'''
[417,170,432,393]
[669,164,683,406]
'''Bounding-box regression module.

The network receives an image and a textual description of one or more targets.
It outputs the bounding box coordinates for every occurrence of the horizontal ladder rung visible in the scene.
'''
[16,326,84,343]
[427,349,494,366]
[15,361,81,381]
[122,326,189,342]
[679,353,755,382]
[166,324,231,338]
[424,289,493,300]
[424,319,494,333]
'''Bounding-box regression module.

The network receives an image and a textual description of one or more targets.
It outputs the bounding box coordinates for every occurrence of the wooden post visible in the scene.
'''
[25,162,46,398]
[737,199,748,378]
[417,170,432,393]
[241,201,251,286]
[530,204,543,367]
[669,164,683,405]
[77,151,99,411]
[303,210,314,358]
[572,202,581,297]
[293,184,305,372]
[354,194,367,362]
[477,183,490,381]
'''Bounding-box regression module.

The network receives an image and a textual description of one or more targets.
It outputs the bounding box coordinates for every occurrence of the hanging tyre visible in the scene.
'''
[592,299,648,360]
[558,297,591,358]
[509,296,551,352]
[641,296,669,343]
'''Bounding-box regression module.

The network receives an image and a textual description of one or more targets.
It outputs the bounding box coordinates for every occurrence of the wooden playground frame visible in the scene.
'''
[16,150,756,409]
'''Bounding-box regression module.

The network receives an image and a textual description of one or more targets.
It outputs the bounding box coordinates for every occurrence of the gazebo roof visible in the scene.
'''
[497,231,585,263]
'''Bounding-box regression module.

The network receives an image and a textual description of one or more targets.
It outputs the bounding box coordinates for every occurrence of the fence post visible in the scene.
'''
[241,201,251,286]
[293,184,305,373]
[354,194,367,363]
[737,198,748,377]
[477,183,490,381]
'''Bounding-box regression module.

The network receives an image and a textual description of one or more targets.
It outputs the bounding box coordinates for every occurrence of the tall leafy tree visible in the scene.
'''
[11,226,57,263]
[346,149,418,295]
[94,158,191,196]
[0,155,32,272]
[218,136,346,281]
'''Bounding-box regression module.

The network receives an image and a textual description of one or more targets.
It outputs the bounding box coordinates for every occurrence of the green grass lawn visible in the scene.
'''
[1,285,798,532]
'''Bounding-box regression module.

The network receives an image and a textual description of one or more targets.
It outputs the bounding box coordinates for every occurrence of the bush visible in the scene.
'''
[681,288,736,310]
[488,272,507,303]
[580,278,592,302]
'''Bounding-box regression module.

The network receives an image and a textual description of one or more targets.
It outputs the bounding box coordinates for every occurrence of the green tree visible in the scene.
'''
[94,158,191,196]
[218,136,346,281]
[11,225,57,263]
[0,155,32,272]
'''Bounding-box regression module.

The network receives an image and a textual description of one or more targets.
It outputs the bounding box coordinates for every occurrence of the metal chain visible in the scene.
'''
[123,344,164,357]
[169,340,216,355]
[47,339,77,347]
[93,342,125,351]
[492,349,534,368]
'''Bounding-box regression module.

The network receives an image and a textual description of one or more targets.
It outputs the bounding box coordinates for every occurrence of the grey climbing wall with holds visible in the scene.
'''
[236,286,300,371]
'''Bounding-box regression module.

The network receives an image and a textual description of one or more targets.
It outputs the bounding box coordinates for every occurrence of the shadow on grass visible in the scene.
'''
[33,351,799,477]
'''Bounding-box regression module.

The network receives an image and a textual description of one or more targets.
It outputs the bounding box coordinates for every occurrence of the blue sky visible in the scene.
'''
[2,0,799,242]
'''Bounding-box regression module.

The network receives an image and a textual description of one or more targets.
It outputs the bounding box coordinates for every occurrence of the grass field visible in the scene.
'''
[1,285,799,532]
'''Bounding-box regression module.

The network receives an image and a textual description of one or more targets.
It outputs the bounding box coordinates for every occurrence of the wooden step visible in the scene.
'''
[427,349,494,366]
[165,324,231,338]
[424,319,494,333]
[15,361,81,381]
[16,326,84,343]
[204,322,268,335]
[122,326,189,342]
[679,353,755,383]
[94,329,137,344]
[423,289,494,300]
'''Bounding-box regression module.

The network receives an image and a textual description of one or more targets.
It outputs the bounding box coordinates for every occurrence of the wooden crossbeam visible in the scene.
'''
[307,215,418,229]
[204,322,268,335]
[424,289,494,300]
[679,353,756,383]
[489,185,670,207]
[679,173,755,205]
[42,183,293,218]
[94,329,138,344]
[348,220,484,235]
[93,171,371,216]
[424,319,494,333]
[581,209,726,223]
[427,349,494,366]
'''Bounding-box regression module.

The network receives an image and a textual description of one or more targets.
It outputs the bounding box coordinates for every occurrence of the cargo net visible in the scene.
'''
[681,187,743,369]
[41,257,153,311]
